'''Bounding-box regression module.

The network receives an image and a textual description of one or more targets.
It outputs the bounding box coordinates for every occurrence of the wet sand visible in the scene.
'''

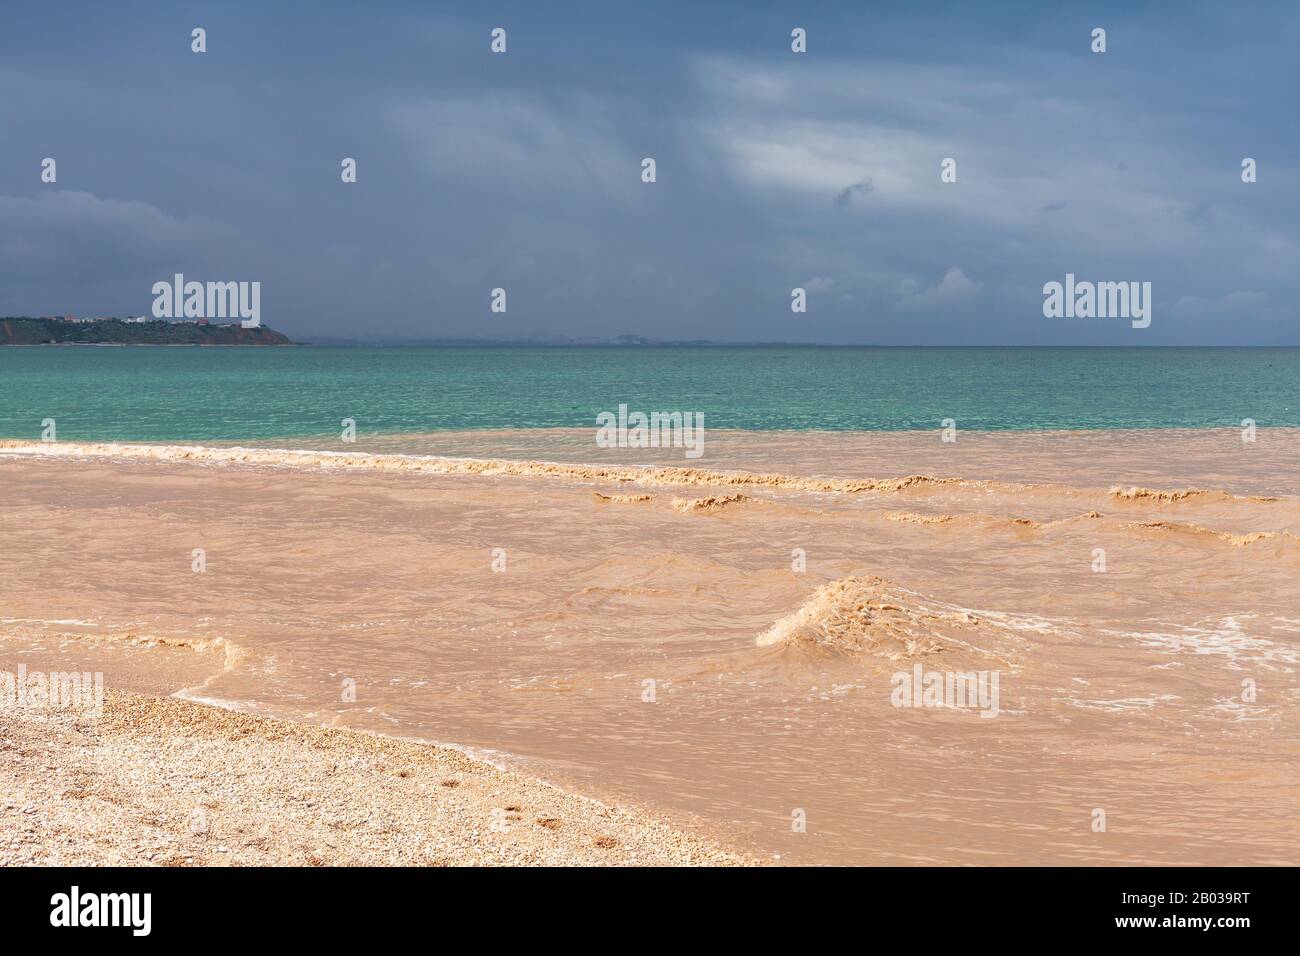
[2,429,1298,865]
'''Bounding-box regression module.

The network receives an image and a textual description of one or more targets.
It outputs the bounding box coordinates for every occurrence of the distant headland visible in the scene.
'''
[1,316,294,346]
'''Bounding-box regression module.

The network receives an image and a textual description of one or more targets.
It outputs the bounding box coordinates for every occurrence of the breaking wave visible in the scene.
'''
[1110,485,1280,504]
[593,492,654,504]
[3,442,1288,513]
[0,440,982,495]
[754,575,1023,665]
[883,510,1039,529]
[1123,520,1296,548]
[671,493,751,514]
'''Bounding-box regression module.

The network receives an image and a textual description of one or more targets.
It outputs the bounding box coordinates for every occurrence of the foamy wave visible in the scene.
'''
[0,617,105,628]
[169,689,266,711]
[1065,694,1181,714]
[1105,616,1300,669]
[883,511,959,526]
[0,620,248,672]
[883,511,1039,529]
[5,440,1286,508]
[754,576,1021,663]
[1211,697,1278,723]
[1124,520,1294,547]
[0,440,979,495]
[671,493,751,514]
[1110,485,1280,504]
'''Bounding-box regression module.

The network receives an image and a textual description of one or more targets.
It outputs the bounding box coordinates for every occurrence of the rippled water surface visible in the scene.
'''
[3,346,1299,440]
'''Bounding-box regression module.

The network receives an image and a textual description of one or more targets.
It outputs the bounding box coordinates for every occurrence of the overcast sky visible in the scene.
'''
[1,1,1297,344]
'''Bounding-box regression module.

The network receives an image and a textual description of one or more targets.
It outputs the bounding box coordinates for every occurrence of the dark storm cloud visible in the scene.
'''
[834,178,874,208]
[1,0,1297,344]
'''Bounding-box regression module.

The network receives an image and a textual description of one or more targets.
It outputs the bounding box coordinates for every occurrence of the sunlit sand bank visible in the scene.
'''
[0,688,749,866]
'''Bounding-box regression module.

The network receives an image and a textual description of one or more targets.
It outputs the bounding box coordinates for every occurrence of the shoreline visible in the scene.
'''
[0,686,753,867]
[4,427,1299,498]
[6,424,1300,435]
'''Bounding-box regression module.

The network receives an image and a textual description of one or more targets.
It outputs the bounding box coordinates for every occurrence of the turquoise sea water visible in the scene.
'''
[0,346,1297,441]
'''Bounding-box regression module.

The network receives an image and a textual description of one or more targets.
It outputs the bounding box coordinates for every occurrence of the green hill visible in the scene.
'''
[1,317,294,346]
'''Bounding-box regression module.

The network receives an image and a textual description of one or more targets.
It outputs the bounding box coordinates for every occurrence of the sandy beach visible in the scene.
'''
[3,430,1298,866]
[0,686,749,866]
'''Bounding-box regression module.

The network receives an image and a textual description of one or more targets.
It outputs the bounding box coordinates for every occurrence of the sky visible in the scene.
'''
[1,1,1297,345]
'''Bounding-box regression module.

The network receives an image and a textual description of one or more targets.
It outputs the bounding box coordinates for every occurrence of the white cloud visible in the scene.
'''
[897,267,979,312]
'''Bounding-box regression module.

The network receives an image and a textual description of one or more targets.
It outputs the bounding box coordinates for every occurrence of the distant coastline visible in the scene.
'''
[1,317,294,346]
[302,334,843,347]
